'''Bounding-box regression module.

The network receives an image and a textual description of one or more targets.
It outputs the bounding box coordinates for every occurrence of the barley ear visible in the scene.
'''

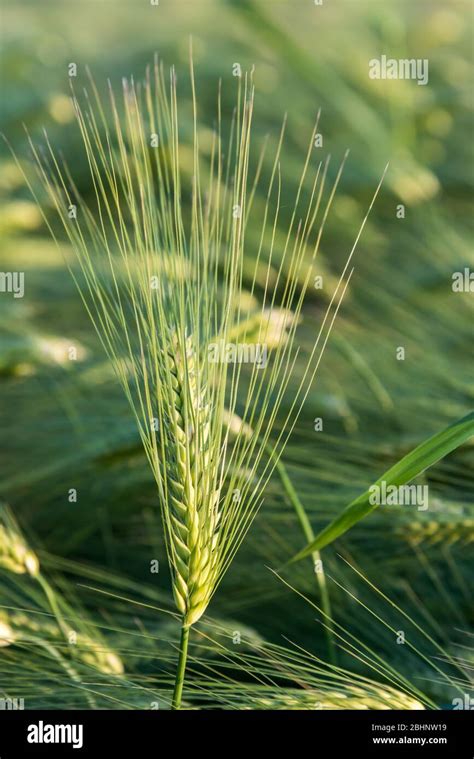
[165,339,220,628]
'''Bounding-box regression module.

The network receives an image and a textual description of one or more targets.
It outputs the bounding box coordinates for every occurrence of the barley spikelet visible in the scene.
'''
[0,618,15,647]
[1,611,58,638]
[0,610,124,675]
[164,338,221,627]
[397,519,474,547]
[243,686,424,710]
[77,634,124,675]
[0,505,39,577]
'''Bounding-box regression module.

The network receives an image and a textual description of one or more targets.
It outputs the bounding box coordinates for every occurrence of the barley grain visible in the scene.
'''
[0,506,39,577]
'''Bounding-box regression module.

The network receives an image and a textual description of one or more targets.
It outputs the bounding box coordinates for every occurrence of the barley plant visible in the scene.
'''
[17,54,386,708]
[0,503,124,688]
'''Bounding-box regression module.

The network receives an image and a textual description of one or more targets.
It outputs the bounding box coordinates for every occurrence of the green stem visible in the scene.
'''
[36,575,97,708]
[37,573,70,639]
[267,444,337,665]
[171,622,190,710]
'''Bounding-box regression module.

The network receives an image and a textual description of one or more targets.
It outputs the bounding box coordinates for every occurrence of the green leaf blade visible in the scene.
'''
[291,411,474,561]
